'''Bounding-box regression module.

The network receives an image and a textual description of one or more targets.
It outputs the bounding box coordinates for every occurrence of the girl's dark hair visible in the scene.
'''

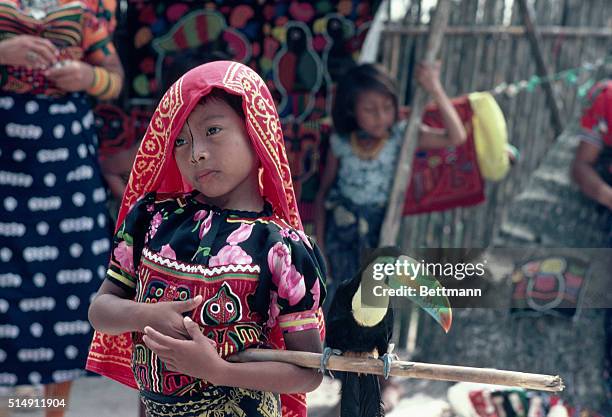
[332,63,399,135]
[199,88,244,120]
[160,48,229,96]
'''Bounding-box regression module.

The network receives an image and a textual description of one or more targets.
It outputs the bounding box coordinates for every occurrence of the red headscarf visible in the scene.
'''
[86,61,323,417]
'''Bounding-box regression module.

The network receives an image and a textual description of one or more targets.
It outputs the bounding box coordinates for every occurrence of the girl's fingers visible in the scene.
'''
[175,295,203,313]
[144,326,177,345]
[142,335,161,353]
[142,335,171,354]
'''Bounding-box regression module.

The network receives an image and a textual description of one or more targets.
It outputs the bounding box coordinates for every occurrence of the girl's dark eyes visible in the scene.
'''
[175,137,187,147]
[174,127,220,147]
[206,127,221,136]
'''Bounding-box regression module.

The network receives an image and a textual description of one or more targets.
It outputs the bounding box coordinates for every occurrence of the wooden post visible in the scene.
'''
[378,0,451,246]
[378,0,451,354]
[516,0,564,137]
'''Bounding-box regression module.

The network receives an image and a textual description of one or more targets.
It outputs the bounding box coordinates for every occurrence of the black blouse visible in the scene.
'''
[105,191,326,395]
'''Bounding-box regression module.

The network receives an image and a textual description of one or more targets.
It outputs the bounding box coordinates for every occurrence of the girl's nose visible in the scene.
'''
[373,109,383,121]
[190,140,209,163]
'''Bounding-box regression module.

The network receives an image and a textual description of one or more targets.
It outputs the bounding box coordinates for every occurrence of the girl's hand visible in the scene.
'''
[139,296,203,340]
[143,317,224,382]
[0,35,58,68]
[415,61,443,95]
[44,60,95,92]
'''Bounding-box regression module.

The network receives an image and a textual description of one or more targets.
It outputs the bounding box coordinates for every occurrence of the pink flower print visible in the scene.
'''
[149,212,163,239]
[267,242,292,279]
[297,230,313,249]
[280,228,300,242]
[146,204,154,212]
[267,242,306,306]
[114,241,134,275]
[266,291,280,328]
[199,211,214,239]
[209,245,253,267]
[277,265,306,306]
[159,244,176,260]
[227,223,254,245]
[193,209,208,221]
[310,279,320,310]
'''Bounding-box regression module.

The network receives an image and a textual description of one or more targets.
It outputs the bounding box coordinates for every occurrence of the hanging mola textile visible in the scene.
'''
[402,92,510,215]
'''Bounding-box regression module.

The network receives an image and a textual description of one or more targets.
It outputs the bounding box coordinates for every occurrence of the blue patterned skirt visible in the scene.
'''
[322,190,386,314]
[0,92,111,386]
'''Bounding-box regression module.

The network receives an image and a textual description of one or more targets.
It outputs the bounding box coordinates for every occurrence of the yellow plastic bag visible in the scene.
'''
[468,92,510,181]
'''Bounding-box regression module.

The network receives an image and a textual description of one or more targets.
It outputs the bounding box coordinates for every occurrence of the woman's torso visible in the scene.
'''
[0,0,113,95]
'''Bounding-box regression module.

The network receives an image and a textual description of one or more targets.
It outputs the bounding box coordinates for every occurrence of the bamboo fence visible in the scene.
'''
[379,0,611,254]
[377,0,611,348]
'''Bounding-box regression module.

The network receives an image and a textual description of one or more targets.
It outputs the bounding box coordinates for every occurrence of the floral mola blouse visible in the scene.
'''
[106,191,326,397]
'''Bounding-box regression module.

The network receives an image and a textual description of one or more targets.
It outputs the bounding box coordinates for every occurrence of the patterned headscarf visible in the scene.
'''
[87,61,321,417]
[116,60,302,230]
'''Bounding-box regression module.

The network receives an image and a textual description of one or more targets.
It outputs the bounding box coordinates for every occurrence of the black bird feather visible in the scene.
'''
[325,247,401,417]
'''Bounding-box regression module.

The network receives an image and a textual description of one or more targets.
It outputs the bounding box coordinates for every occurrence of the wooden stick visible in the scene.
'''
[378,0,451,246]
[516,0,564,137]
[228,349,565,393]
[382,24,612,38]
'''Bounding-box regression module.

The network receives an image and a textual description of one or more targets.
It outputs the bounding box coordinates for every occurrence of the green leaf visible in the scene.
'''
[191,246,211,261]
[191,220,200,233]
[123,233,134,245]
[175,208,185,214]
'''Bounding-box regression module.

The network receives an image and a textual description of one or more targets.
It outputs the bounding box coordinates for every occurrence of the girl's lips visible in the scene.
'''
[196,170,217,181]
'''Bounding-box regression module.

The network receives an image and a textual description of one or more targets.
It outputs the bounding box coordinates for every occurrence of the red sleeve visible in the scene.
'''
[579,81,612,147]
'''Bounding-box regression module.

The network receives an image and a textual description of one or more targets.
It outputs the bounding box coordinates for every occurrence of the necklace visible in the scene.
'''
[21,0,59,19]
[350,132,388,160]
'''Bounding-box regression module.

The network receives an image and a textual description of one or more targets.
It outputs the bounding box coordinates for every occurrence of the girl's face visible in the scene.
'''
[174,99,259,207]
[354,90,396,139]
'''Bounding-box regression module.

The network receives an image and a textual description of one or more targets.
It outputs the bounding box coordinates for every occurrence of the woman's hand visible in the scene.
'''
[99,145,139,201]
[0,35,59,68]
[138,296,203,340]
[415,61,443,96]
[143,316,225,382]
[44,60,95,92]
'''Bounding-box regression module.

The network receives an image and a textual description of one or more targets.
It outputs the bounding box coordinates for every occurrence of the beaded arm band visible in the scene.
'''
[87,65,122,100]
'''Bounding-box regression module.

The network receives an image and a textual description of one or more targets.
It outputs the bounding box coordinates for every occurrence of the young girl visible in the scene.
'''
[87,61,326,417]
[314,62,467,306]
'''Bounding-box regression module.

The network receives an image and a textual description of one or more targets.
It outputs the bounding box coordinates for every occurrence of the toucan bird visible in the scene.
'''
[323,247,453,417]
